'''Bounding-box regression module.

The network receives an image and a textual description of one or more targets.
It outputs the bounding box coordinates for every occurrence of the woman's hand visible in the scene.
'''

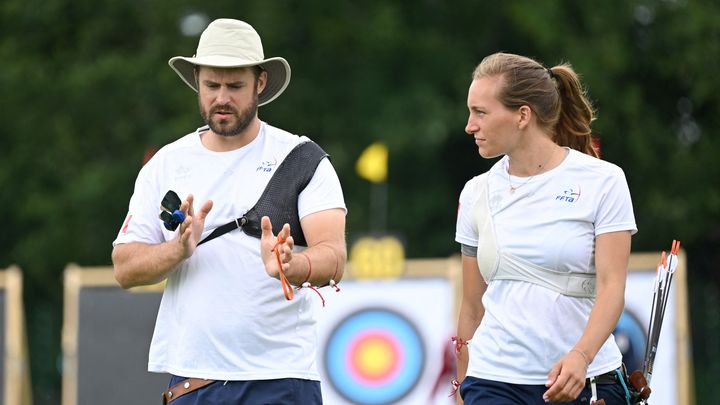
[543,349,588,402]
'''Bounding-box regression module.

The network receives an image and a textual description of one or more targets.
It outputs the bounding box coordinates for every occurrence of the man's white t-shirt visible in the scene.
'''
[455,149,637,384]
[114,122,346,381]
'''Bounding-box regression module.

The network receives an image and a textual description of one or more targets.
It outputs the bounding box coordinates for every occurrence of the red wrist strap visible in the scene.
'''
[451,336,470,354]
[273,244,342,306]
[449,378,461,397]
[298,252,312,284]
[296,253,326,306]
[321,251,341,292]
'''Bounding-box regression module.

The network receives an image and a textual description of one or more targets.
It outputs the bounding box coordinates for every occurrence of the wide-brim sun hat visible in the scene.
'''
[168,18,291,106]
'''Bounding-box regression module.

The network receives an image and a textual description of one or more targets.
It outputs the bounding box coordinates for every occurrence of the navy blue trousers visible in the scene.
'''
[167,375,322,405]
[460,373,631,405]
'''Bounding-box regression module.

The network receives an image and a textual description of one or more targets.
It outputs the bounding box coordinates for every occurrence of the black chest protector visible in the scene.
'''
[197,141,329,247]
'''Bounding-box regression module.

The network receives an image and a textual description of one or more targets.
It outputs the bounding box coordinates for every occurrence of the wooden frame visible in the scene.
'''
[0,266,32,405]
[61,264,165,405]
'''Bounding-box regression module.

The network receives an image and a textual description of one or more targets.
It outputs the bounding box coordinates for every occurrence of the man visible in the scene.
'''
[112,18,346,404]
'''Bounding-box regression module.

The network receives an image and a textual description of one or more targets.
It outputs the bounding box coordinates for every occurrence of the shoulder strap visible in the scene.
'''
[197,141,328,247]
[240,141,328,245]
[473,173,498,282]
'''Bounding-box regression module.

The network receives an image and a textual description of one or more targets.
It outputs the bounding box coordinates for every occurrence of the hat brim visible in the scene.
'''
[168,55,291,106]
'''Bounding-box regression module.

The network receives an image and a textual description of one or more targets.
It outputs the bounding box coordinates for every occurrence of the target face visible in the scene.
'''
[613,309,647,373]
[323,308,425,405]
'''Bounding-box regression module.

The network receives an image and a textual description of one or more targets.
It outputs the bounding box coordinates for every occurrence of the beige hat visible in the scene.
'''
[168,19,291,106]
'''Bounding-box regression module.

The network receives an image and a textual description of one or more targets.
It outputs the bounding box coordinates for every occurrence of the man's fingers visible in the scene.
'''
[198,200,213,220]
[178,215,191,234]
[281,237,294,260]
[260,219,293,251]
[285,236,294,251]
[278,223,290,240]
[185,194,195,216]
[261,216,274,240]
[179,218,192,244]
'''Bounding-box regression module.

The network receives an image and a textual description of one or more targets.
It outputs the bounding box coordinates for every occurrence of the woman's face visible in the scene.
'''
[465,75,522,159]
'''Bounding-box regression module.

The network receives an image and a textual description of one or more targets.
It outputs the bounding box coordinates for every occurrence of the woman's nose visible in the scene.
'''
[465,120,476,135]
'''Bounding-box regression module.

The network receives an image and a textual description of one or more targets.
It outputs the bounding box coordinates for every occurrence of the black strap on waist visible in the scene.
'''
[587,368,621,385]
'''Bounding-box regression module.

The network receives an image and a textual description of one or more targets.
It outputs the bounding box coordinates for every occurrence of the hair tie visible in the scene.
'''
[547,67,555,79]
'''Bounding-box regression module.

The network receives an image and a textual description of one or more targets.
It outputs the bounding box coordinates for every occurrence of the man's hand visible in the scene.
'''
[260,216,294,279]
[176,194,213,258]
[543,350,588,402]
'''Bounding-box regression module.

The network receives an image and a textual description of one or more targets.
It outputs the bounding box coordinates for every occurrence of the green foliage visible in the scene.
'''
[1,0,719,402]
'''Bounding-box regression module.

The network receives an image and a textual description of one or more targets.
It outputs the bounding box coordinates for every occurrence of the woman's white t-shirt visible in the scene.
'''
[455,149,637,384]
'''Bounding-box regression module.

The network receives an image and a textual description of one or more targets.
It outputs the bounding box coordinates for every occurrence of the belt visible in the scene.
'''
[587,369,620,386]
[161,378,215,404]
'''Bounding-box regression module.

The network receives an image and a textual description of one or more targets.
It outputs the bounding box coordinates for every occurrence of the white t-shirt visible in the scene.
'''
[114,122,346,381]
[455,148,637,384]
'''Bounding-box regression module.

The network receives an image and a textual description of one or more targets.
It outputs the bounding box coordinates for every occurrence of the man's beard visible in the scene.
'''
[200,91,259,137]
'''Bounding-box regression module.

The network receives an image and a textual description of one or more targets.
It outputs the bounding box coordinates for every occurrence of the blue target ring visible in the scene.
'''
[324,308,425,405]
[613,309,647,373]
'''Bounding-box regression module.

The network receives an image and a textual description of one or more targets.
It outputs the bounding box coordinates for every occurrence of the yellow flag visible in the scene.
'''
[356,142,388,183]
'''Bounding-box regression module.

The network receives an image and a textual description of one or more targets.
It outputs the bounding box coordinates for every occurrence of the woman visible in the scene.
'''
[454,52,637,404]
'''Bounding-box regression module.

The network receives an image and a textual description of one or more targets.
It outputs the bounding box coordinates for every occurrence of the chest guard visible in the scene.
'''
[473,173,596,298]
[197,141,329,247]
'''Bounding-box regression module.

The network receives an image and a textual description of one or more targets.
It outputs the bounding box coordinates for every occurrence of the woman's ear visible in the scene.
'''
[518,105,532,130]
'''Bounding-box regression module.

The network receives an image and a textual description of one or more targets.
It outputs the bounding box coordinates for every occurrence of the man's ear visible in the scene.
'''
[518,105,532,130]
[257,70,268,95]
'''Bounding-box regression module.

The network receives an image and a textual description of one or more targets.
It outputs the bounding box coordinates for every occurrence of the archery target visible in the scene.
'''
[324,308,425,405]
[318,277,455,405]
[612,309,647,373]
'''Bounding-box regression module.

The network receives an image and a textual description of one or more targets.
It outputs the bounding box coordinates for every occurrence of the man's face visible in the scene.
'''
[197,66,267,136]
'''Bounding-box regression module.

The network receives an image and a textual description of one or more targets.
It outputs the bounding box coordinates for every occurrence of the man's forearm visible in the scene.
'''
[112,241,186,288]
[285,242,346,286]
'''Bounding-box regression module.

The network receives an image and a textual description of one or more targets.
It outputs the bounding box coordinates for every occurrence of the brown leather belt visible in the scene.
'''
[161,378,215,404]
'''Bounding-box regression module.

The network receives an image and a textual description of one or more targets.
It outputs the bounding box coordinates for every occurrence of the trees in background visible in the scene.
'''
[1,0,718,402]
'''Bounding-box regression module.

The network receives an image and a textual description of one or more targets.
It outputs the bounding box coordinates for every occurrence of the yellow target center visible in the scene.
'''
[353,337,396,379]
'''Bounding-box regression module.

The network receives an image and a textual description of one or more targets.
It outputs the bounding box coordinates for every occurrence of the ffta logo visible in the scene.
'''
[556,187,581,203]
